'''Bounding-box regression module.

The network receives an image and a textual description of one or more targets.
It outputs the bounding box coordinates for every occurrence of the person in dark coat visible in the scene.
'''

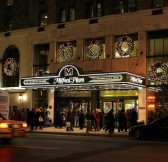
[28,108,35,130]
[105,109,115,134]
[78,110,85,130]
[66,108,74,131]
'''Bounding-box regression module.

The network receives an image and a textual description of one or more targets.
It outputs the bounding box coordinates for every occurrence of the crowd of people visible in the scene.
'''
[9,107,51,130]
[54,107,138,134]
[8,107,138,134]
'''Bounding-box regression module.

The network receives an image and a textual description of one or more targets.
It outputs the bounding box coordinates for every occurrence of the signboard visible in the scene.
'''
[21,65,145,88]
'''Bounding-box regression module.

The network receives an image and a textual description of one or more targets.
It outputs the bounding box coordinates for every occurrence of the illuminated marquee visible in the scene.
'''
[21,65,145,87]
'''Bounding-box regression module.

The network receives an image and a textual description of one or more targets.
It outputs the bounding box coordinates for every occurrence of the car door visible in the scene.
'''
[157,120,168,139]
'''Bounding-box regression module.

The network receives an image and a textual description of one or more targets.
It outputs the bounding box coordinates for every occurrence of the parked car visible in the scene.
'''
[0,113,29,142]
[129,116,168,140]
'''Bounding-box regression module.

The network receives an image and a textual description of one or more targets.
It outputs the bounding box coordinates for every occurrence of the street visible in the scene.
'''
[0,133,168,162]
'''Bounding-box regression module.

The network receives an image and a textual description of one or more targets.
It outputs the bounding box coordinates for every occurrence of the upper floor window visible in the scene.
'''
[114,0,136,14]
[6,0,14,6]
[87,2,94,18]
[97,1,103,17]
[2,46,19,87]
[57,41,77,63]
[152,0,165,8]
[33,44,49,76]
[84,38,105,60]
[38,11,47,26]
[69,7,75,21]
[60,9,66,23]
[86,1,103,18]
[114,34,138,58]
[148,30,168,56]
[59,5,76,23]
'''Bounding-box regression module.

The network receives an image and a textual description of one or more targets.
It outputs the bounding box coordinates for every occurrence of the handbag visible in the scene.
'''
[66,122,70,127]
[39,116,43,122]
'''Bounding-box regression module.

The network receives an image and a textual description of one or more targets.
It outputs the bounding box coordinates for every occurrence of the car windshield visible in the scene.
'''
[0,113,7,120]
[151,117,168,125]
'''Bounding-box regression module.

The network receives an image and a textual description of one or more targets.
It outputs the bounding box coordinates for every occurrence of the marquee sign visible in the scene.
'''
[21,65,145,88]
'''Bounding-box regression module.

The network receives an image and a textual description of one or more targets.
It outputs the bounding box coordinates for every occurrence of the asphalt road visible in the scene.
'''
[0,133,168,162]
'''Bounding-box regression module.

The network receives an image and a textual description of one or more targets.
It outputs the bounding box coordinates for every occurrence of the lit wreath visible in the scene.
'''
[86,39,103,59]
[116,36,134,56]
[58,42,74,62]
[149,61,168,85]
[3,58,18,76]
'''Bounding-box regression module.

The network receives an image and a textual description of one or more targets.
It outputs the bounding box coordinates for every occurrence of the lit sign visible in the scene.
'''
[129,76,144,84]
[21,65,145,87]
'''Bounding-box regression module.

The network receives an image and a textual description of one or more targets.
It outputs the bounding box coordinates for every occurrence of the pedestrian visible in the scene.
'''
[28,108,35,130]
[66,108,74,131]
[79,109,85,130]
[130,108,138,127]
[85,109,92,133]
[105,109,115,134]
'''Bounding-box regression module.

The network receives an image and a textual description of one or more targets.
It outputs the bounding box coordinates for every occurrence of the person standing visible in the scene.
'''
[66,108,74,131]
[28,108,35,130]
[106,109,115,134]
[85,109,92,133]
[79,110,85,130]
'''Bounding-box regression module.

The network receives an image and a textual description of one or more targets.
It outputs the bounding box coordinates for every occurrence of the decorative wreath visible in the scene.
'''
[86,39,103,59]
[149,61,168,85]
[58,42,74,62]
[3,58,18,76]
[116,36,134,56]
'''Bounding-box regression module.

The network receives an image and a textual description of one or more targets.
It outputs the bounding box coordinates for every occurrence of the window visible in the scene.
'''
[6,0,14,6]
[33,44,49,76]
[97,1,103,17]
[86,2,94,18]
[57,41,77,63]
[60,9,66,23]
[114,0,125,13]
[84,38,105,60]
[114,0,137,14]
[128,0,136,12]
[33,89,48,109]
[69,7,75,21]
[148,30,168,56]
[38,11,47,26]
[147,30,168,86]
[152,0,165,8]
[114,34,138,58]
[2,46,19,87]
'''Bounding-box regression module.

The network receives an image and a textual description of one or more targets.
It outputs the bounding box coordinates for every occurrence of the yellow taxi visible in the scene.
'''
[0,113,29,142]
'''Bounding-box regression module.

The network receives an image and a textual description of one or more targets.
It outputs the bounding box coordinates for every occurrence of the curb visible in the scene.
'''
[29,130,130,138]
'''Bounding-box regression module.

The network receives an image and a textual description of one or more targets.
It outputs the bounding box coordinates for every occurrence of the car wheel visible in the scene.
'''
[135,130,143,140]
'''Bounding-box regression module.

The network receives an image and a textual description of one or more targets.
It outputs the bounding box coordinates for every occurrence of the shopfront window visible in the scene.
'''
[57,41,77,63]
[114,34,138,58]
[84,38,105,60]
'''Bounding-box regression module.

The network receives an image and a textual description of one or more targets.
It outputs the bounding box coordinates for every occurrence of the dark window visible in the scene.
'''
[86,2,94,18]
[69,7,75,21]
[38,10,47,26]
[152,0,165,8]
[33,44,49,76]
[114,0,137,14]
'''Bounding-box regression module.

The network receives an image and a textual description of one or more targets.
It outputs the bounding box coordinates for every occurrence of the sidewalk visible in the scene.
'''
[30,126,130,137]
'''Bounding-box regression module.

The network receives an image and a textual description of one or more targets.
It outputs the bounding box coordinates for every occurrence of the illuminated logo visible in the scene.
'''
[64,68,73,76]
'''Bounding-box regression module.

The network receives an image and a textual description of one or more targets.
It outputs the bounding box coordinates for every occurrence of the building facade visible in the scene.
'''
[0,0,168,124]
